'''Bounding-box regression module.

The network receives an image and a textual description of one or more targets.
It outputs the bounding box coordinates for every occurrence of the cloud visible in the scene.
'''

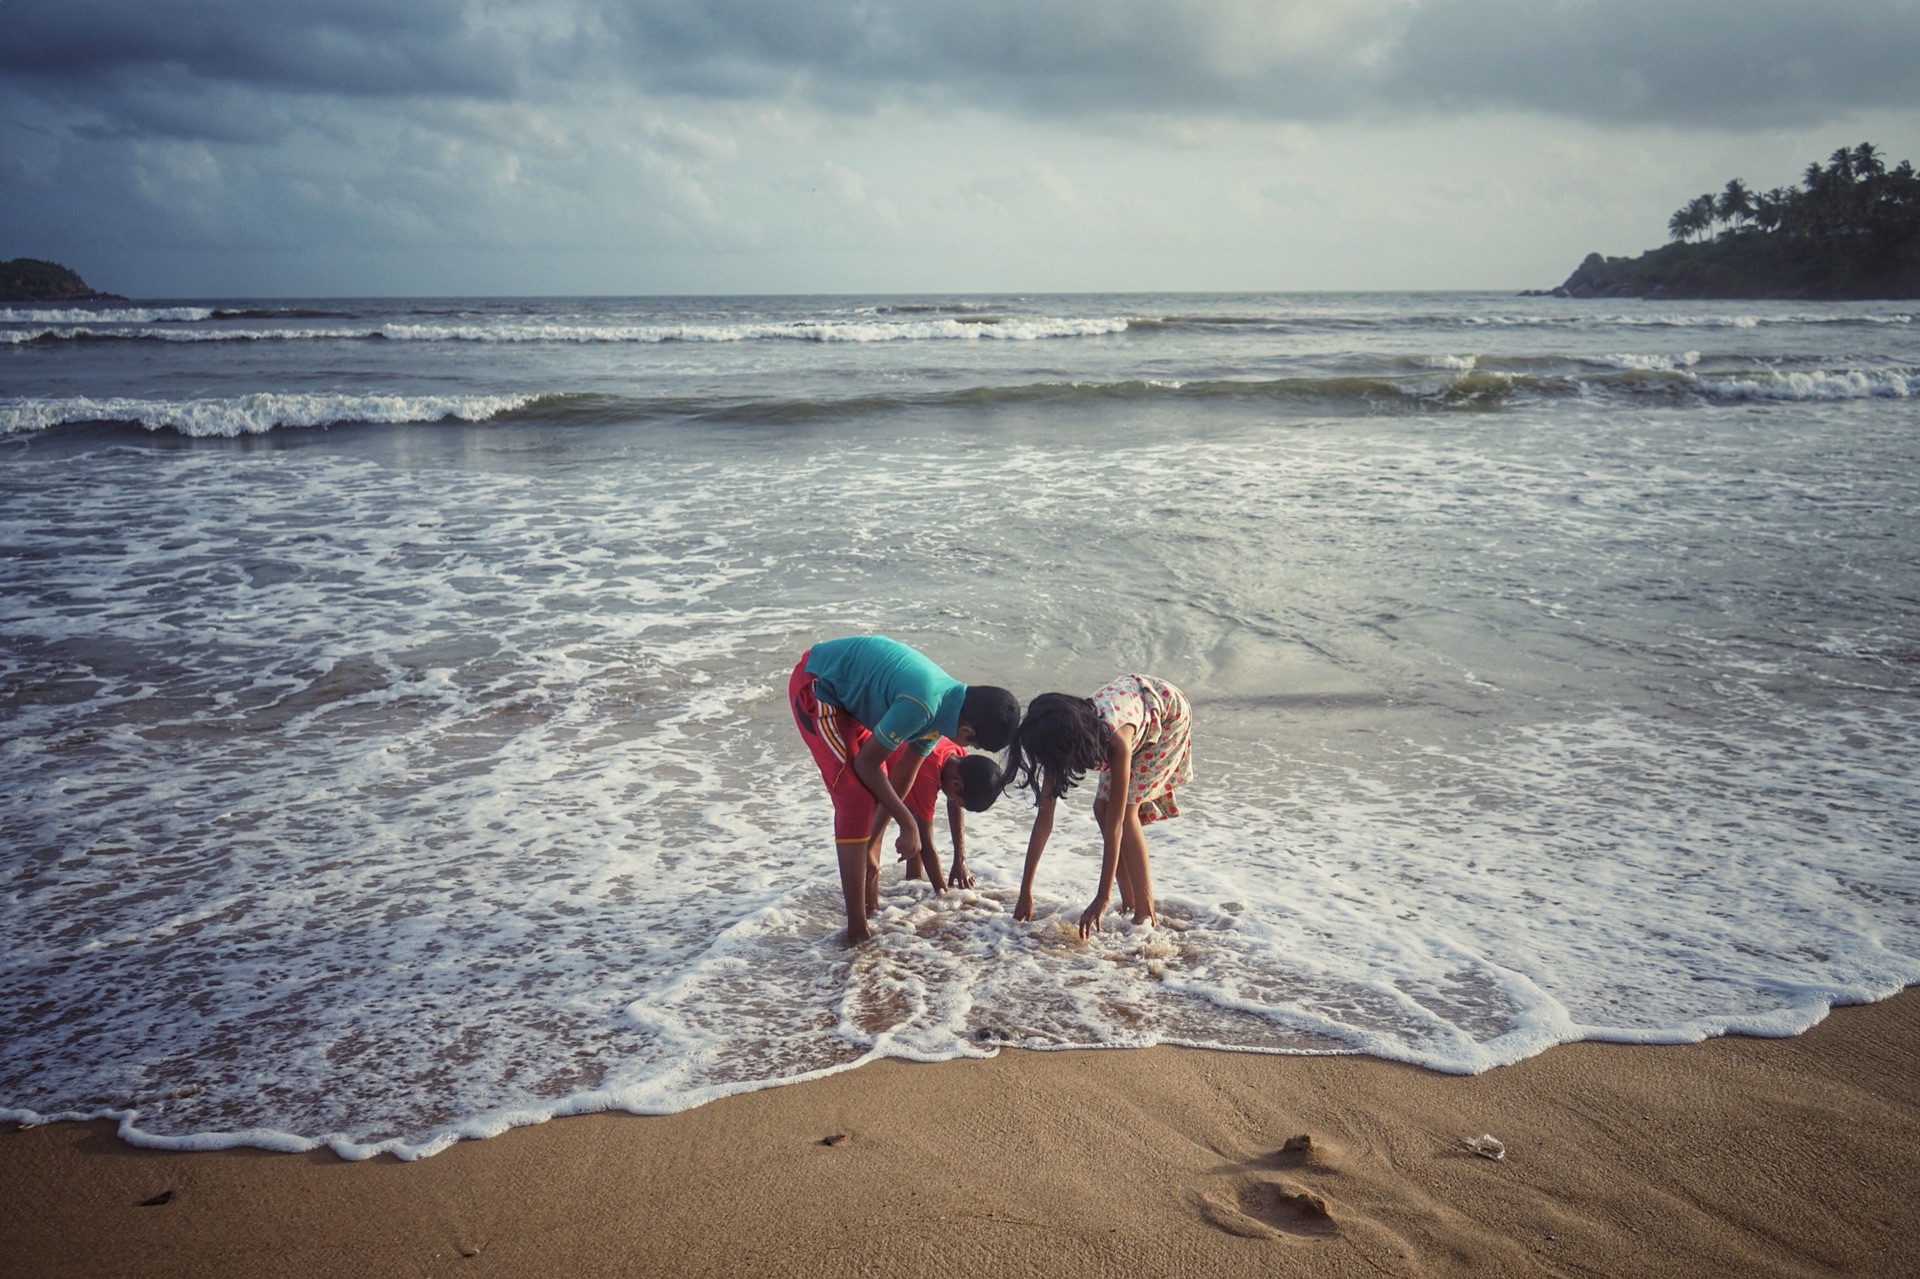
[1390,0,1920,127]
[599,0,1920,127]
[5,0,1914,139]
[3,0,1915,295]
[595,0,1407,117]
[1,0,533,105]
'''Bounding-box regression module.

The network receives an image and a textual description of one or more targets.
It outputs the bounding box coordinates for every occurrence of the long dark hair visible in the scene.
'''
[1003,692,1104,802]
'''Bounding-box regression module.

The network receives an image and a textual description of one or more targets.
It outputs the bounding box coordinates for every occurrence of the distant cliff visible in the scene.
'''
[0,258,126,302]
[1546,143,1920,301]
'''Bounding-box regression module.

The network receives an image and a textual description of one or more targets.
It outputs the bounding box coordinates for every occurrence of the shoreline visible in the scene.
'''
[5,987,1917,1277]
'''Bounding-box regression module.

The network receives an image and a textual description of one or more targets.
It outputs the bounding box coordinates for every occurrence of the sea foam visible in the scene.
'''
[0,305,215,324]
[1,315,1133,346]
[4,290,1917,1161]
[0,392,541,436]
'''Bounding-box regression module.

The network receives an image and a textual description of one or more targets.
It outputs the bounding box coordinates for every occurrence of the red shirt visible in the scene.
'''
[892,736,965,822]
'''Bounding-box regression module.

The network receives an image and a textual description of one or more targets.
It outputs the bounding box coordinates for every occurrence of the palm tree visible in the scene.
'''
[1667,195,1710,242]
[1716,179,1753,230]
[1688,193,1718,241]
[1661,142,1916,247]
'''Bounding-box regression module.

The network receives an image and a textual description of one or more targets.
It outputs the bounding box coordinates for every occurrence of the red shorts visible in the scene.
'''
[790,652,879,843]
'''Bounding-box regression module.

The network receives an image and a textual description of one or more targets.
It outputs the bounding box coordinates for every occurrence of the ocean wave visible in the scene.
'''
[1452,311,1913,330]
[0,305,215,324]
[0,392,545,438]
[659,372,1568,420]
[8,366,1908,441]
[863,302,1003,315]
[1595,351,1702,371]
[1129,308,1916,334]
[2,315,1133,346]
[208,306,365,320]
[1694,369,1916,401]
[1591,311,1912,328]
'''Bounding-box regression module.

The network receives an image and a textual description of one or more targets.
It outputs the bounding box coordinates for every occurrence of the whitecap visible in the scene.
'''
[0,392,541,436]
[0,305,214,324]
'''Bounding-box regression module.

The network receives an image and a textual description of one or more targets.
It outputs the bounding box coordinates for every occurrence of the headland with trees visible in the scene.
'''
[0,258,125,303]
[1550,143,1920,300]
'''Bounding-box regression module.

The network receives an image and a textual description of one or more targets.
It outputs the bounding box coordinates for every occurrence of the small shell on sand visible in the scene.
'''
[1463,1133,1506,1160]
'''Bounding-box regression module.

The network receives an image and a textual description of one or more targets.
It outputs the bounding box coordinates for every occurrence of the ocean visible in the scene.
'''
[2,293,1916,1159]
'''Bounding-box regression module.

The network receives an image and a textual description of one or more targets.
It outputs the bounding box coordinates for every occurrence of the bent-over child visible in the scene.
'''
[789,636,1018,943]
[885,736,1004,888]
[1003,675,1193,939]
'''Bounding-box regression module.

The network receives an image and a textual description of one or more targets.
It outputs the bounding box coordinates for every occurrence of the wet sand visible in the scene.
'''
[4,986,1917,1278]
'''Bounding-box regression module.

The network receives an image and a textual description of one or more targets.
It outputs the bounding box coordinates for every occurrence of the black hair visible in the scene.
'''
[1003,692,1105,803]
[959,684,1019,753]
[955,754,1003,812]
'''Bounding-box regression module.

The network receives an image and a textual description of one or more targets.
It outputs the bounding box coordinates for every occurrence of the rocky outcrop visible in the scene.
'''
[1545,236,1920,301]
[0,258,126,302]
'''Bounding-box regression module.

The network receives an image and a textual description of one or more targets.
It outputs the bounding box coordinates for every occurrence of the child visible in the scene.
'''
[1003,676,1193,940]
[789,636,1018,943]
[886,737,1005,888]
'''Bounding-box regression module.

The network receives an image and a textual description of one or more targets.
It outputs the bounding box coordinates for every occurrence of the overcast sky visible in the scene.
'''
[4,0,1916,296]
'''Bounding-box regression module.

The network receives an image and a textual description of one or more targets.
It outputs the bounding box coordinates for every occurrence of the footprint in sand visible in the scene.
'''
[1195,1133,1341,1240]
[1198,1178,1337,1240]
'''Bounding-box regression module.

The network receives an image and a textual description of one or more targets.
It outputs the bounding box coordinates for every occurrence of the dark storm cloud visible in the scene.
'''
[598,0,1920,126]
[590,0,1372,115]
[0,0,527,103]
[2,0,1916,135]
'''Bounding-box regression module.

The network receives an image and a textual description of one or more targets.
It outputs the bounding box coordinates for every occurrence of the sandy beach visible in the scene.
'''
[3,985,1915,1278]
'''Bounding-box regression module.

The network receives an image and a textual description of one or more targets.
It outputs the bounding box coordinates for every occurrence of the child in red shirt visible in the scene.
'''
[887,737,1004,888]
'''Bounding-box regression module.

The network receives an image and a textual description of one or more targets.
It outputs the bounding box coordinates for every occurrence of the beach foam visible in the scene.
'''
[0,393,543,436]
[4,291,1917,1159]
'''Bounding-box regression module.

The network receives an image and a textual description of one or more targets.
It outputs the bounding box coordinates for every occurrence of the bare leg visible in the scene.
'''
[1122,805,1155,924]
[836,840,872,943]
[865,841,883,917]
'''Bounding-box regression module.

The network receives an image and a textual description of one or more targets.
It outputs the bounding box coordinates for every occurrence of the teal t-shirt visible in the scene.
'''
[805,636,965,755]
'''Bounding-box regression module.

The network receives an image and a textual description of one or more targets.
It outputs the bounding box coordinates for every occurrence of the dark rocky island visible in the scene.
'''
[1545,143,1920,300]
[0,258,127,302]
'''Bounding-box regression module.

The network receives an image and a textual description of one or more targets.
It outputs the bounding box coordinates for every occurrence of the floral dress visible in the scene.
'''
[1092,674,1193,823]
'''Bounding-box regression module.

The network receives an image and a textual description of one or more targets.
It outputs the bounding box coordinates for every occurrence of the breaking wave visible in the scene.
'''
[0,392,547,438]
[0,306,216,324]
[1,315,1132,346]
[7,363,1913,440]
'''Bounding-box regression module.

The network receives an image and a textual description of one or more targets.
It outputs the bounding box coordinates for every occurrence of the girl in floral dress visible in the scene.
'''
[1003,675,1193,939]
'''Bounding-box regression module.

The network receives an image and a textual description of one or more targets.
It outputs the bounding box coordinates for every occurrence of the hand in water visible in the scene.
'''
[1078,895,1110,940]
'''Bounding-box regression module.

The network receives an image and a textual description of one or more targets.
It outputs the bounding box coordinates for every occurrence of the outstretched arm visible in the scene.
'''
[1013,787,1057,922]
[853,736,922,863]
[946,795,973,888]
[1080,726,1134,939]
[912,813,944,887]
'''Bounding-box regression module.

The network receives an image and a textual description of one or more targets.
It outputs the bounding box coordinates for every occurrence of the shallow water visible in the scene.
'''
[3,293,1916,1157]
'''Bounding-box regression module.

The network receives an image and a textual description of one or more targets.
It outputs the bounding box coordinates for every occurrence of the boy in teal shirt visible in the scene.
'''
[788,637,1017,942]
